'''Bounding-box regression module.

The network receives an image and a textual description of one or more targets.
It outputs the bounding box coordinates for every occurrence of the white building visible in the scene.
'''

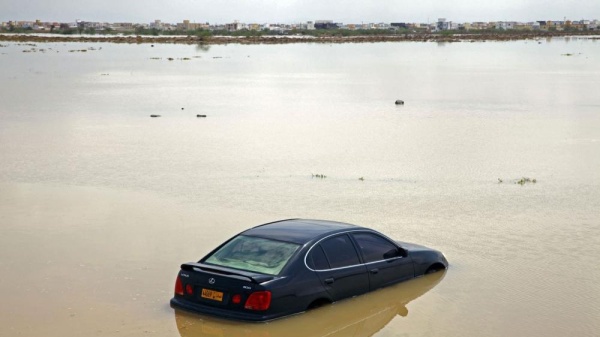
[496,21,515,30]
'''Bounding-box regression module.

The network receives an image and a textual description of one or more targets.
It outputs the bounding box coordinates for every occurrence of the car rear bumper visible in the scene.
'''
[170,297,279,322]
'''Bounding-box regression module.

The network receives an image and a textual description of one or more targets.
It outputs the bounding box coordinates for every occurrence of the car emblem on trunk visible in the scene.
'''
[208,278,216,284]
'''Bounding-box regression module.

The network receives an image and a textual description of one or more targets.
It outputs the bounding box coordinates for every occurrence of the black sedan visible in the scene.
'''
[170,219,448,321]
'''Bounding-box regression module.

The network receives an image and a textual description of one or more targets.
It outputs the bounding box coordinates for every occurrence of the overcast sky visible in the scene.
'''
[1,0,598,24]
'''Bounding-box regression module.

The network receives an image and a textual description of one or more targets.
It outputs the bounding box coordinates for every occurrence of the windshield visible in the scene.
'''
[204,235,300,275]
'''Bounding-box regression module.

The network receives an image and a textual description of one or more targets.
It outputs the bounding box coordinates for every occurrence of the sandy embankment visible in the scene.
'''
[1,31,599,45]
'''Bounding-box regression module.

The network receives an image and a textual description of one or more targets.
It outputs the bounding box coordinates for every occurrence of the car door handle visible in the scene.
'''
[324,278,334,284]
[370,268,379,274]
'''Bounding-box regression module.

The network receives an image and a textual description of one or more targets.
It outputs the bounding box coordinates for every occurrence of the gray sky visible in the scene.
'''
[1,0,598,24]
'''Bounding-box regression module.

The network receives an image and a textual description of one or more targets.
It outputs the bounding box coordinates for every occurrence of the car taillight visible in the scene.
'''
[244,291,271,311]
[185,284,194,295]
[232,294,242,304]
[175,275,184,296]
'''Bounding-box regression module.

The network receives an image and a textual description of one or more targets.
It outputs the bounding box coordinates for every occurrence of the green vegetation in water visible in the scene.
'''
[498,177,537,185]
[517,177,537,185]
[359,177,365,181]
[288,28,411,37]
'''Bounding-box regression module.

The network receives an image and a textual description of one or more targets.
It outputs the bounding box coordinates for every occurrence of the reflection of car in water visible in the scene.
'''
[174,271,445,337]
[171,219,448,321]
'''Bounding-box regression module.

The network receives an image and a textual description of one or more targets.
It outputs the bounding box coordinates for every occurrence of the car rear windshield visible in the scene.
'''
[204,235,300,275]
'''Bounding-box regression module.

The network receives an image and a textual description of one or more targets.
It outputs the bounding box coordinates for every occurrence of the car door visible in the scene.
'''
[351,232,414,291]
[314,234,369,301]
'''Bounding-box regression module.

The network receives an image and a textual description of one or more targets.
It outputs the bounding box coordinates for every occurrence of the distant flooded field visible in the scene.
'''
[1,38,599,336]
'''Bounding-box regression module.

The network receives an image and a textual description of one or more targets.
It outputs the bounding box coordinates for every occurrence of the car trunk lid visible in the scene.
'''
[176,262,273,310]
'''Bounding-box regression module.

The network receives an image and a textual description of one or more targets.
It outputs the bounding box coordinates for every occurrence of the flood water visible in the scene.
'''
[1,37,599,337]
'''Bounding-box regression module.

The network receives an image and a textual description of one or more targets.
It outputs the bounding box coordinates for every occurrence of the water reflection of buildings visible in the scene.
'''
[174,271,445,337]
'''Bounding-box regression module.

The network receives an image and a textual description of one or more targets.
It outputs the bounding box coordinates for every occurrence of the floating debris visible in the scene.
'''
[395,99,404,105]
[498,177,537,185]
[197,115,207,118]
[312,174,327,179]
[517,177,537,185]
[359,177,365,181]
[150,114,161,118]
[167,57,174,61]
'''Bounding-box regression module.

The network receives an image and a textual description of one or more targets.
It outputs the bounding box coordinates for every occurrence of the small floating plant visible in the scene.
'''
[498,177,537,185]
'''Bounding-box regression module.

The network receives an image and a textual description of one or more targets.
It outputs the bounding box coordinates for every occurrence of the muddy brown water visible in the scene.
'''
[1,38,599,336]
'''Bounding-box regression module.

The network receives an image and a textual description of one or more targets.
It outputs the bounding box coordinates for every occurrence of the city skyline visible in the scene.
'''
[1,0,598,24]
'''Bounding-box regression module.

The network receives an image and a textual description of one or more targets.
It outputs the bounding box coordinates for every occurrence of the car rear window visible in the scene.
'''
[204,235,300,275]
[307,244,330,270]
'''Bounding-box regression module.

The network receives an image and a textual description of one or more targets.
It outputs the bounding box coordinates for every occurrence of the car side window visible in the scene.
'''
[352,232,400,263]
[320,234,360,268]
[307,244,330,270]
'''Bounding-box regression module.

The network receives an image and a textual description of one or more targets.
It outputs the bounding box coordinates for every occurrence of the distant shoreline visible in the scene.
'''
[1,31,599,45]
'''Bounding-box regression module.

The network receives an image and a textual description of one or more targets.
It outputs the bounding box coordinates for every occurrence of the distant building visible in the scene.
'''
[314,20,339,29]
[391,22,408,29]
[150,20,165,30]
[178,20,206,30]
[225,20,241,31]
[496,21,515,30]
[536,21,547,30]
[294,21,315,30]
[436,18,452,31]
[112,22,134,32]
[246,23,262,31]
[513,22,534,31]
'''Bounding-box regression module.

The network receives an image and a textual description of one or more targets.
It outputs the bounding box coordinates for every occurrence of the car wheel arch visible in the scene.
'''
[424,263,446,274]
[307,297,332,310]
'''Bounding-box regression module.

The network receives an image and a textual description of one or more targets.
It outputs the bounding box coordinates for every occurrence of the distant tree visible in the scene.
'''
[194,29,212,39]
[134,27,161,36]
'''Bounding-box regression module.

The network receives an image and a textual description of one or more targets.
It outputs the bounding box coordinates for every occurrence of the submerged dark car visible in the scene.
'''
[170,219,448,321]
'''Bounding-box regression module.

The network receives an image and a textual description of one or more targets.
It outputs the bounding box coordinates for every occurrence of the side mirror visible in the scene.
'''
[384,247,407,259]
[398,247,408,257]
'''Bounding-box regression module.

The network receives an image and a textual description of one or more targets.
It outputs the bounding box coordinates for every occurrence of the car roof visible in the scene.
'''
[242,219,362,244]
